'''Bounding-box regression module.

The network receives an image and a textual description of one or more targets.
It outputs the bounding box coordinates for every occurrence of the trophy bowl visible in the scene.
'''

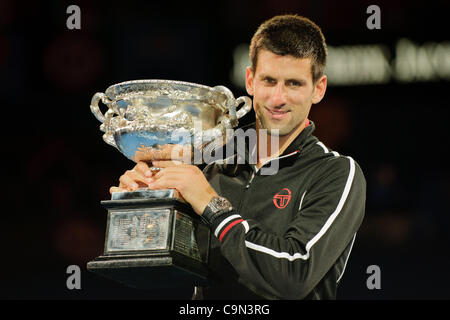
[90,79,252,163]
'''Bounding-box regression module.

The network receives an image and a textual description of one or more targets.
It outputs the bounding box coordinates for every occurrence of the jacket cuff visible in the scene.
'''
[210,210,249,243]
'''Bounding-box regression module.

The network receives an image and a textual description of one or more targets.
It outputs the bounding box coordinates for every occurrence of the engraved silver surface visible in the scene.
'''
[90,79,252,162]
[172,211,202,261]
[106,209,171,253]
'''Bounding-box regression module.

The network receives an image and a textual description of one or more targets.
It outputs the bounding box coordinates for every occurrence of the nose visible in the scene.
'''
[271,83,288,108]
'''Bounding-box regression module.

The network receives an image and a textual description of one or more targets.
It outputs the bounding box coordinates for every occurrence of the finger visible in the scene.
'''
[152,160,183,168]
[135,161,153,177]
[109,186,127,194]
[131,168,155,185]
[153,165,200,181]
[148,175,181,191]
[119,171,149,190]
[150,166,162,174]
[152,166,186,180]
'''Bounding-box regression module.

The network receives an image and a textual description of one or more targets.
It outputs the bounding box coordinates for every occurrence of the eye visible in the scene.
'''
[263,77,276,85]
[286,80,302,87]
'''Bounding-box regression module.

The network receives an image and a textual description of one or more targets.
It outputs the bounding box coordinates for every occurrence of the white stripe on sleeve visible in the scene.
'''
[214,214,242,238]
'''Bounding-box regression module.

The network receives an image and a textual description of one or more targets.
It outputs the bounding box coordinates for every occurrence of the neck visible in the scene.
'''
[255,119,307,169]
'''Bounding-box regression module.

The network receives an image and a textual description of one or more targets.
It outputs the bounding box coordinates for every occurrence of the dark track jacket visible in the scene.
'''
[196,120,366,300]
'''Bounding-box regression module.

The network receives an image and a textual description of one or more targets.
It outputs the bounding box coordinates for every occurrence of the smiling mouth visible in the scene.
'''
[265,107,290,119]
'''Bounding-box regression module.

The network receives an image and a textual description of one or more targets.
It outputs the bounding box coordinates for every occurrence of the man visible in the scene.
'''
[110,14,366,299]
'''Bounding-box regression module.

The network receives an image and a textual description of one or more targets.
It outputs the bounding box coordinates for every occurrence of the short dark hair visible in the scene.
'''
[249,14,327,83]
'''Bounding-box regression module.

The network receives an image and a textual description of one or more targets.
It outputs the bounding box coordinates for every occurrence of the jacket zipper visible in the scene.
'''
[248,150,300,188]
[239,150,300,209]
[245,171,255,189]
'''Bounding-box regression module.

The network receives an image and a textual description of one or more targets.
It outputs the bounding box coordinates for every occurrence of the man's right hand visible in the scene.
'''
[109,161,155,194]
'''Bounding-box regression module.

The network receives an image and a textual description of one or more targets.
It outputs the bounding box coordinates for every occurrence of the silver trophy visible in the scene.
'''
[86,80,251,289]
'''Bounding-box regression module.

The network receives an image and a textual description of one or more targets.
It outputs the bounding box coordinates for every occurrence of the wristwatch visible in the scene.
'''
[201,196,233,226]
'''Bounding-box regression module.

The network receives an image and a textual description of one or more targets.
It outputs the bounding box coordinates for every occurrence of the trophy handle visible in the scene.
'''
[90,92,112,123]
[212,86,252,128]
[90,92,119,149]
[199,95,253,151]
[235,96,252,120]
[212,85,238,127]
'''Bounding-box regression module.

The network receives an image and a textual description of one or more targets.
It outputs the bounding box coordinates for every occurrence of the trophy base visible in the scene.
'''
[87,189,214,289]
[87,252,212,289]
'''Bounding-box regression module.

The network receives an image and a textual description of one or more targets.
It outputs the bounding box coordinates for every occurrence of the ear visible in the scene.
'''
[245,66,254,96]
[312,75,327,104]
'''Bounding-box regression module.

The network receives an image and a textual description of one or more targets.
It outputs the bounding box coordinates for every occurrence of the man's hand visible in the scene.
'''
[109,161,218,216]
[109,161,155,194]
[148,160,218,215]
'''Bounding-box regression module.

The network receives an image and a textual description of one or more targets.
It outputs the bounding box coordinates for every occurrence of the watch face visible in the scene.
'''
[210,197,231,212]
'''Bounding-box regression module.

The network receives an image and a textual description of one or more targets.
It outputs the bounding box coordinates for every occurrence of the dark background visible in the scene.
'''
[1,0,449,300]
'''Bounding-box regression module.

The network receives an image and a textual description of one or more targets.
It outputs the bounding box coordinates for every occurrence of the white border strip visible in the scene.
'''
[317,141,329,153]
[336,233,357,283]
[245,240,308,261]
[317,141,339,157]
[298,190,307,211]
[242,221,250,234]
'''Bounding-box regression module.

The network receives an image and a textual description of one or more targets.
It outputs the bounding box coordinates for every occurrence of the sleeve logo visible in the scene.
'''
[273,188,292,209]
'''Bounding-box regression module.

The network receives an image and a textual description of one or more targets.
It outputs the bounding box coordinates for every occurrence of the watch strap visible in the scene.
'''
[201,197,233,226]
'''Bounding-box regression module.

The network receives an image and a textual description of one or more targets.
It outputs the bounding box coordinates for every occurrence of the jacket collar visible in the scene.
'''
[282,119,315,156]
[226,119,316,169]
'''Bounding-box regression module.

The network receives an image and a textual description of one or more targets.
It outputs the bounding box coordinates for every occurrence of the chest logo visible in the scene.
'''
[273,188,292,209]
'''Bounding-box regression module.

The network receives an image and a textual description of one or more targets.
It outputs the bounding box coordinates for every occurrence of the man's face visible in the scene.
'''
[246,49,327,136]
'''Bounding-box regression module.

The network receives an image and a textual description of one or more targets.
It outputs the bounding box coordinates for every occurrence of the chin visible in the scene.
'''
[262,124,294,136]
[265,118,306,137]
[271,129,294,136]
